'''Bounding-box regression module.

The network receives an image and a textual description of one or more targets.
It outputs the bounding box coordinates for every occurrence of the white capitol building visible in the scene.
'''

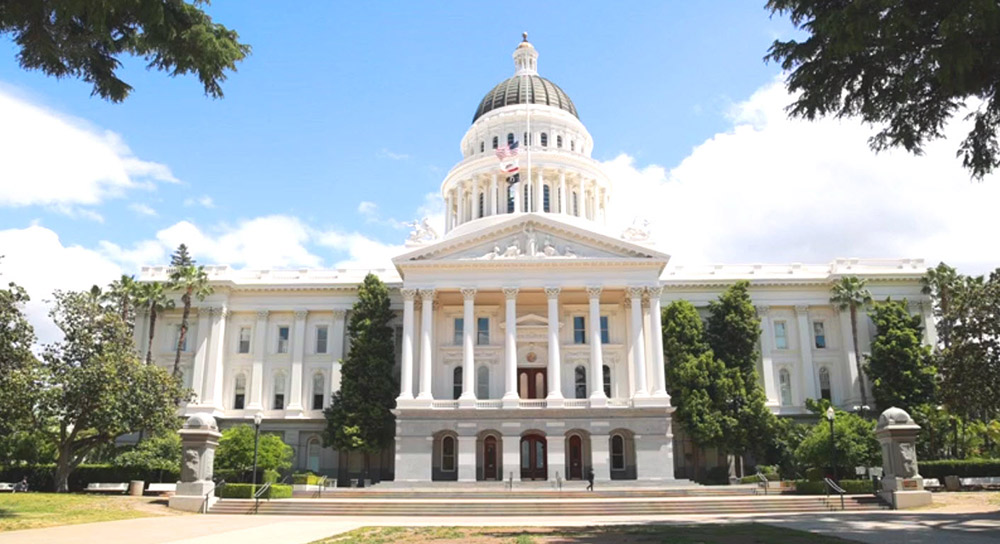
[136,37,933,484]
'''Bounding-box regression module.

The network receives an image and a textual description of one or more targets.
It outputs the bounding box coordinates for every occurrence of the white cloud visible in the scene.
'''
[0,87,178,213]
[378,148,410,161]
[183,195,215,209]
[605,78,1000,275]
[317,231,405,271]
[0,225,121,345]
[154,216,323,269]
[128,203,158,217]
[98,239,167,270]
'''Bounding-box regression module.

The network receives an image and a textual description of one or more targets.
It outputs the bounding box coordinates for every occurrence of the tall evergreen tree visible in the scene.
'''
[322,273,397,477]
[167,245,212,378]
[865,299,937,412]
[830,276,873,409]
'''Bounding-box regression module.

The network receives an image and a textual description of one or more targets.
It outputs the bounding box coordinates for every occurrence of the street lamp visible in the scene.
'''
[251,413,263,490]
[826,406,837,482]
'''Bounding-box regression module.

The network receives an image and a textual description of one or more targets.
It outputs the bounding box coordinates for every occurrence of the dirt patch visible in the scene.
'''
[913,491,1000,513]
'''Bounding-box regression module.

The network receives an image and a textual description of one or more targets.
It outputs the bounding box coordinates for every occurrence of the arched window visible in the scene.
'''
[477,366,489,399]
[571,140,576,152]
[540,132,548,147]
[603,365,612,397]
[611,434,625,470]
[312,372,325,410]
[233,374,246,409]
[507,133,514,146]
[523,132,530,145]
[441,436,456,472]
[574,365,587,399]
[453,367,463,400]
[543,185,551,212]
[524,184,530,212]
[478,193,484,218]
[479,141,484,153]
[492,136,499,149]
[819,367,832,401]
[307,438,320,473]
[273,373,286,410]
[779,369,792,406]
[572,192,579,216]
[556,135,563,148]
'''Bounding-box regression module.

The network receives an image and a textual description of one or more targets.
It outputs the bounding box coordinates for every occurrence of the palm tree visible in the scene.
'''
[135,281,174,365]
[830,276,873,409]
[921,262,958,349]
[105,274,138,324]
[168,264,213,378]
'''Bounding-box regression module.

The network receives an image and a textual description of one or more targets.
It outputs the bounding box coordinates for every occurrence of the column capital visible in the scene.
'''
[794,304,809,314]
[503,287,519,300]
[756,305,770,316]
[625,286,645,299]
[208,306,227,317]
[623,297,632,309]
[544,287,561,299]
[461,288,477,300]
[332,309,347,319]
[646,285,663,297]
[418,289,436,301]
[432,301,441,311]
[256,309,269,319]
[586,286,602,299]
[294,309,308,320]
[400,288,418,301]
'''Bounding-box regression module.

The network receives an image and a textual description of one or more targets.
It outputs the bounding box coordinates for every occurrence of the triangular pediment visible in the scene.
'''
[393,214,670,267]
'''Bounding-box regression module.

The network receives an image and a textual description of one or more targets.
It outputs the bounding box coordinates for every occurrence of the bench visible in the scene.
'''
[85,483,128,494]
[923,478,941,490]
[145,483,177,495]
[960,477,1000,490]
[0,483,13,492]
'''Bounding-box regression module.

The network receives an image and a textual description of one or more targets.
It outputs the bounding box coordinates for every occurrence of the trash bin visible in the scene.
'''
[944,475,961,491]
[129,480,144,496]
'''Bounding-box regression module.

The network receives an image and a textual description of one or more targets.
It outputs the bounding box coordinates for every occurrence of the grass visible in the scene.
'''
[0,493,162,532]
[315,524,854,544]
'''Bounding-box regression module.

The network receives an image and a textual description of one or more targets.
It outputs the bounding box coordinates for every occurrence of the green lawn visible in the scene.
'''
[316,524,852,544]
[0,493,164,532]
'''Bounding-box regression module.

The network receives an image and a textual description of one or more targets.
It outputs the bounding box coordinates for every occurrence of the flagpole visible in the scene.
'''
[524,33,531,213]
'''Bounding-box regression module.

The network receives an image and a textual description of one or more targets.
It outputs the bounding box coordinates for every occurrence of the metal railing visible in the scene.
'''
[252,481,272,514]
[755,471,769,495]
[315,476,328,498]
[824,477,846,510]
[203,480,225,514]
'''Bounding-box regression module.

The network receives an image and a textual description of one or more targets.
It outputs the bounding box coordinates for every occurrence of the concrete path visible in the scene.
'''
[2,510,999,543]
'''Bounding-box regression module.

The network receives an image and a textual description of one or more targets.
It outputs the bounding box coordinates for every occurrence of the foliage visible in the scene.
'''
[293,473,325,485]
[215,425,292,478]
[0,429,57,466]
[794,408,879,479]
[0,464,180,492]
[865,299,937,412]
[216,483,292,499]
[0,0,251,102]
[920,459,1000,479]
[323,273,397,466]
[167,244,213,378]
[102,274,138,331]
[922,262,959,349]
[134,281,174,365]
[759,416,809,480]
[830,276,873,408]
[766,1,1000,179]
[114,432,181,474]
[0,278,36,436]
[792,479,874,495]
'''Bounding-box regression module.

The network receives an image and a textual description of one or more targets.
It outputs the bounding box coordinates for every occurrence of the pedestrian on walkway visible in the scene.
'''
[586,468,594,491]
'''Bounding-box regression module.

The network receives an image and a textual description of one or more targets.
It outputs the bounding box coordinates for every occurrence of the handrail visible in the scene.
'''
[755,471,769,495]
[204,480,225,514]
[315,475,328,498]
[252,481,272,514]
[824,477,846,510]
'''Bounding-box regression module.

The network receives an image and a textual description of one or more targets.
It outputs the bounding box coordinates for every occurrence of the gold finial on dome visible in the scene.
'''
[522,32,528,42]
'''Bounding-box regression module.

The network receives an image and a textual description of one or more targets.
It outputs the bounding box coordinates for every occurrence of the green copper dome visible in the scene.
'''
[472,75,578,124]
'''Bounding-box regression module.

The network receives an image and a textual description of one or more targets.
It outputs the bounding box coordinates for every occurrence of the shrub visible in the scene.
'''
[216,483,292,499]
[263,469,279,484]
[292,472,323,485]
[740,473,781,484]
[701,466,730,485]
[920,459,1000,479]
[792,479,874,495]
[0,464,180,491]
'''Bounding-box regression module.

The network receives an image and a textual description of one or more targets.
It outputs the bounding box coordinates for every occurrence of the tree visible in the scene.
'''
[135,281,175,365]
[922,262,960,349]
[114,432,181,481]
[9,289,188,491]
[0,277,36,437]
[766,1,1000,179]
[0,0,250,102]
[322,273,397,477]
[103,274,139,325]
[795,406,879,479]
[830,276,873,409]
[168,244,212,378]
[865,299,937,412]
[215,424,292,479]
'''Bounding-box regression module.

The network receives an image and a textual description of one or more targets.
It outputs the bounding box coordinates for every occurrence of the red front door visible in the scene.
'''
[518,368,547,399]
[520,434,547,480]
[568,435,583,480]
[484,436,498,480]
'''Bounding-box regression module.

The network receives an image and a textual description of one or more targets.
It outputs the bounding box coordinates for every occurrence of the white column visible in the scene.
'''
[627,287,649,398]
[191,307,212,402]
[756,306,779,406]
[489,173,498,216]
[204,306,228,408]
[330,309,346,393]
[445,190,454,232]
[513,178,522,214]
[545,287,563,406]
[417,289,435,402]
[287,309,307,413]
[587,287,607,406]
[795,305,818,401]
[534,170,543,212]
[459,288,477,406]
[472,177,480,219]
[247,309,268,410]
[647,286,669,399]
[559,171,567,214]
[398,289,417,401]
[502,287,519,407]
[837,306,860,406]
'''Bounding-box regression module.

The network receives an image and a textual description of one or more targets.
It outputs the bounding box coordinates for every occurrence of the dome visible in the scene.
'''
[472,75,578,124]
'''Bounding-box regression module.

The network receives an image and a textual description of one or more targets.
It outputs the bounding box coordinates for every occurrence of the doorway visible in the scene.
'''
[520,434,547,480]
[518,368,547,399]
[568,435,583,480]
[483,435,499,480]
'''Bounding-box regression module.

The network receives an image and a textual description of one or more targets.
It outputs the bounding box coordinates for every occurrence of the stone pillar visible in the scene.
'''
[191,308,212,403]
[395,435,433,482]
[417,289,435,402]
[513,178,522,214]
[919,301,938,347]
[502,434,520,483]
[559,171,567,214]
[877,407,932,508]
[460,288,477,406]
[548,434,566,483]
[587,287,607,406]
[247,310,268,411]
[757,306,779,406]
[202,307,227,408]
[472,178,480,219]
[535,170,543,212]
[398,289,417,401]
[458,435,476,482]
[331,309,346,393]
[795,305,818,401]
[286,310,307,414]
[837,306,861,406]
[647,286,669,400]
[627,287,649,398]
[169,414,223,512]
[445,190,454,231]
[503,288,519,407]
[635,433,674,481]
[591,434,611,482]
[490,173,499,216]
[545,288,563,406]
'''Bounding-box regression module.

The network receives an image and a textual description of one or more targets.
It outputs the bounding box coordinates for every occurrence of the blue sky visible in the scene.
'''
[2,2,998,342]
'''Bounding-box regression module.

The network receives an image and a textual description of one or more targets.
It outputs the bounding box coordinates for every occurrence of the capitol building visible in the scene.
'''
[136,37,932,484]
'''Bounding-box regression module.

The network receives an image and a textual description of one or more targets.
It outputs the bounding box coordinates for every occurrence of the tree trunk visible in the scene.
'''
[54,447,74,493]
[146,307,157,365]
[850,305,869,409]
[173,292,192,378]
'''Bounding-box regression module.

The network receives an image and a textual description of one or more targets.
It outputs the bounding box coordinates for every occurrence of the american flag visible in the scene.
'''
[495,139,520,160]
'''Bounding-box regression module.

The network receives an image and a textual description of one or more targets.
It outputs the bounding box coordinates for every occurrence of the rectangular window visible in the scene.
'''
[277,326,290,354]
[273,393,284,410]
[600,316,610,344]
[174,325,188,352]
[454,318,464,346]
[477,317,489,345]
[313,392,324,410]
[238,327,251,354]
[813,321,826,349]
[774,321,788,350]
[573,316,586,344]
[316,325,329,354]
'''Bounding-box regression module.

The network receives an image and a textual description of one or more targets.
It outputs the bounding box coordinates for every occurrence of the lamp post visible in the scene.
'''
[826,406,836,481]
[251,413,263,490]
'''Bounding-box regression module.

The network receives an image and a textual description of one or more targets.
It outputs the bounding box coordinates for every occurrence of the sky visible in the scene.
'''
[1,2,998,343]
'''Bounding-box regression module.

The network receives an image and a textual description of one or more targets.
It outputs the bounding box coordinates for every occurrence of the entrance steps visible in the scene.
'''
[289,484,758,500]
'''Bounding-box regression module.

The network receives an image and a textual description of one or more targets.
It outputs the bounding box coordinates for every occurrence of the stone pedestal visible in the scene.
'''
[876,407,932,509]
[169,414,223,512]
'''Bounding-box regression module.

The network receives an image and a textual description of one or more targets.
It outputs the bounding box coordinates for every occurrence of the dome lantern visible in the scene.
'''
[513,32,538,76]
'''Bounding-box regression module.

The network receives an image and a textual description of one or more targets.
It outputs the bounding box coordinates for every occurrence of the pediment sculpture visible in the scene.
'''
[404,217,440,247]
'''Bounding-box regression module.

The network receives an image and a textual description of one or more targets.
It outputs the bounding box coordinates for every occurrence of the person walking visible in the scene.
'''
[586,468,594,492]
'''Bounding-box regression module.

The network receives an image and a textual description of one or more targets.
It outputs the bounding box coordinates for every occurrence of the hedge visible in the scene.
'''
[792,479,874,495]
[0,464,180,492]
[919,459,1000,479]
[217,483,292,499]
[292,473,324,485]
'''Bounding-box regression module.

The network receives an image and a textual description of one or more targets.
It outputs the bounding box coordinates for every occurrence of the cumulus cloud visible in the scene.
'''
[128,203,157,217]
[0,87,177,214]
[604,79,1000,274]
[154,216,323,269]
[183,195,215,208]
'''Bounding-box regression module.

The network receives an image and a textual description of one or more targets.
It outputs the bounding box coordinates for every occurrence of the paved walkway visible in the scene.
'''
[1,510,999,543]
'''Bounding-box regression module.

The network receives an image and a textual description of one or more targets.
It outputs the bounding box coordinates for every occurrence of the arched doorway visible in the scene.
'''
[520,434,547,480]
[568,435,583,480]
[483,435,499,480]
